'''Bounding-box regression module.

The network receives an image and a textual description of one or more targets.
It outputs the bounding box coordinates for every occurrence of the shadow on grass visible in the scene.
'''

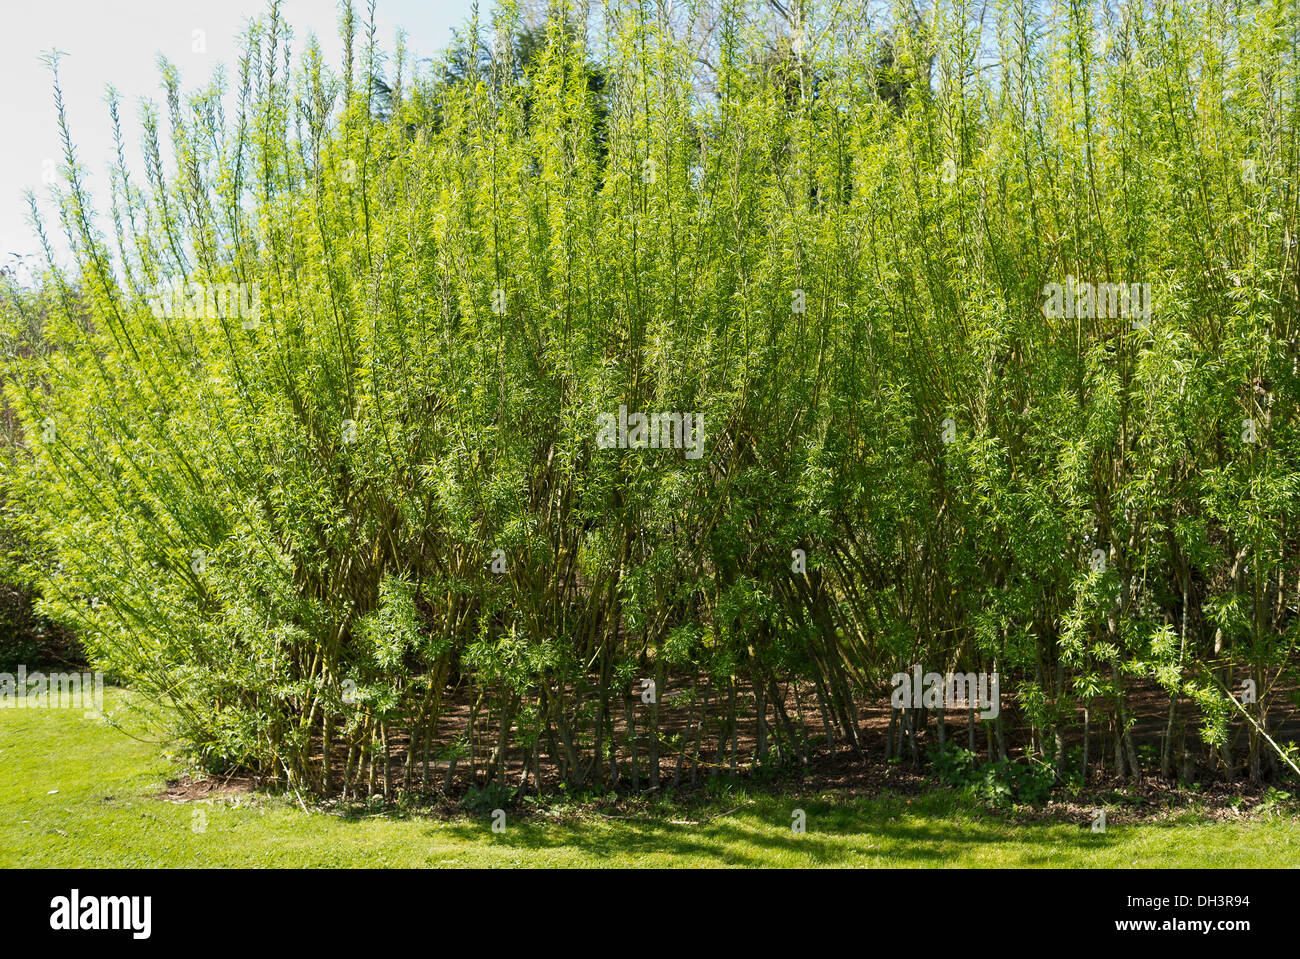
[417,792,1119,867]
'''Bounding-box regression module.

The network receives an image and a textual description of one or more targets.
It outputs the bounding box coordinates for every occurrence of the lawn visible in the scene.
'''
[2,690,1297,868]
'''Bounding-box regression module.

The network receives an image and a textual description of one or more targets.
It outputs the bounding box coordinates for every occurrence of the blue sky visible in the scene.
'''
[0,0,482,272]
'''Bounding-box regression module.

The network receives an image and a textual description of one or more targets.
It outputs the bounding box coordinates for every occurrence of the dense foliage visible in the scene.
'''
[2,0,1297,798]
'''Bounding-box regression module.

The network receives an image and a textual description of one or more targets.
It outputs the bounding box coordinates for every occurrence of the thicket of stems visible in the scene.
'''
[1,0,1297,797]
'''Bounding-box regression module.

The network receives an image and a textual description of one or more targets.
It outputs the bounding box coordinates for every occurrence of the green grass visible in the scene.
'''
[3,689,1298,868]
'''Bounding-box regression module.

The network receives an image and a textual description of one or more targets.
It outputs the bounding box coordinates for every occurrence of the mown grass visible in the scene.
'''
[2,689,1297,868]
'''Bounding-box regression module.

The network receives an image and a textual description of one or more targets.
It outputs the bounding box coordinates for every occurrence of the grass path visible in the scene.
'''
[3,690,1298,868]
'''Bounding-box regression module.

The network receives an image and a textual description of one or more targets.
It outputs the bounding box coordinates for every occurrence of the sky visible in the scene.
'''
[0,0,482,273]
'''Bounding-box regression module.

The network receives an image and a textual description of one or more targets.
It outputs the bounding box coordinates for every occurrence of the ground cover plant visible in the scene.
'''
[1,0,1298,818]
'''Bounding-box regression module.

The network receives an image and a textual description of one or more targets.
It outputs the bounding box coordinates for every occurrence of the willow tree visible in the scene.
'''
[1,0,1296,798]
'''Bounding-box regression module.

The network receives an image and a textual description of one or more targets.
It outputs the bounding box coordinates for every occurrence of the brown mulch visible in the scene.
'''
[158,772,266,803]
[150,673,1300,827]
